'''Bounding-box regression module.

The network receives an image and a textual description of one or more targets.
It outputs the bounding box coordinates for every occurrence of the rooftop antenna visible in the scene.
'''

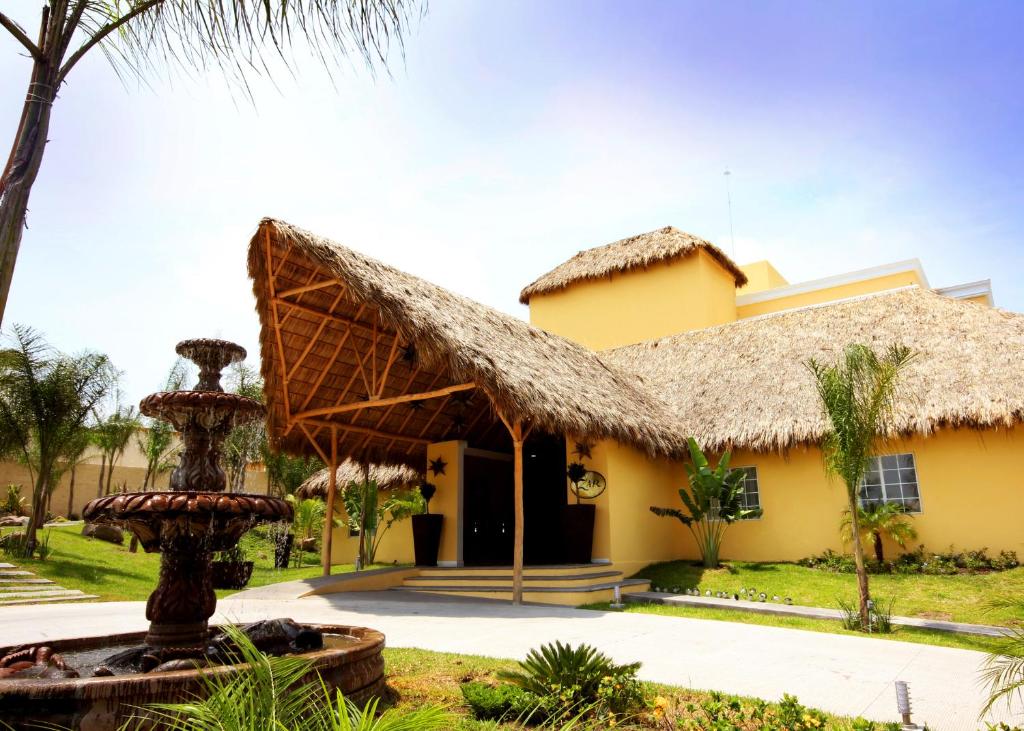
[723,168,736,258]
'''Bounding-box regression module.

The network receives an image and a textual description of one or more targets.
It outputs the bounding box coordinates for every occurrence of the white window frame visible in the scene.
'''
[733,465,761,520]
[858,452,923,514]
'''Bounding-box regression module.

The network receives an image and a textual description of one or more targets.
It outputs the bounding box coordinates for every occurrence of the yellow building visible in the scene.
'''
[248,219,1020,602]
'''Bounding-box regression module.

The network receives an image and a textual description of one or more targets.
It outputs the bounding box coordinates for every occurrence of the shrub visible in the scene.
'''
[801,545,1021,575]
[2,484,26,516]
[498,641,645,717]
[460,681,543,722]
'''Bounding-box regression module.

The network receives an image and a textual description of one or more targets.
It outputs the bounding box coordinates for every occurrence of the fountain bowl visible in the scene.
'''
[0,624,385,731]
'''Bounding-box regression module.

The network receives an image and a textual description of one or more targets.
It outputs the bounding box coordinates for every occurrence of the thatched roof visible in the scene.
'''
[519,226,748,304]
[247,219,684,466]
[604,287,1024,452]
[296,461,422,499]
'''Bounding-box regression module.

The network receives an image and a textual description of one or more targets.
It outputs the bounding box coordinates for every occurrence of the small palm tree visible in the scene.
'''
[806,343,915,629]
[840,501,917,563]
[981,599,1024,718]
[650,437,761,568]
[0,326,114,552]
[342,481,424,566]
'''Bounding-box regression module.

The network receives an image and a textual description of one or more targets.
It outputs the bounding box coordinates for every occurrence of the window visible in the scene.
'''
[859,454,922,513]
[735,466,761,517]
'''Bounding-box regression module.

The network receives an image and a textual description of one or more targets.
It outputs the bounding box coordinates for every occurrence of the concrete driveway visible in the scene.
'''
[1,591,1018,730]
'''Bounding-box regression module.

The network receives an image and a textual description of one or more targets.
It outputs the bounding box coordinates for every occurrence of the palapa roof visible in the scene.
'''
[296,461,422,499]
[247,219,685,467]
[604,287,1024,452]
[518,226,748,304]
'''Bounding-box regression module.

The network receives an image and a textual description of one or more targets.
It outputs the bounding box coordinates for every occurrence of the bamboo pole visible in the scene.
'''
[322,427,338,576]
[511,421,525,605]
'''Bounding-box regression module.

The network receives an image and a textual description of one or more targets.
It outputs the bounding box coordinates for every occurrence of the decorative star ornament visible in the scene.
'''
[573,441,595,460]
[429,456,448,476]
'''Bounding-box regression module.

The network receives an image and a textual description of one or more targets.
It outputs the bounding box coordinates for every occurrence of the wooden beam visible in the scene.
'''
[286,288,347,381]
[298,423,331,464]
[497,411,534,606]
[273,298,396,339]
[265,230,293,422]
[278,279,342,299]
[298,418,432,446]
[292,383,476,422]
[295,304,366,413]
[374,333,402,399]
[322,427,338,577]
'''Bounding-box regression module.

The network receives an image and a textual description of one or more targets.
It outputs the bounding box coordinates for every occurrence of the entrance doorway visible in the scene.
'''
[462,433,567,566]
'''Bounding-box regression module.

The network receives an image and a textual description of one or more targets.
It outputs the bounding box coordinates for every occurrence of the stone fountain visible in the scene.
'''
[0,339,385,730]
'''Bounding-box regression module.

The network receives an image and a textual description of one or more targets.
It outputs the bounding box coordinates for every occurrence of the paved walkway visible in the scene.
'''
[0,591,1017,730]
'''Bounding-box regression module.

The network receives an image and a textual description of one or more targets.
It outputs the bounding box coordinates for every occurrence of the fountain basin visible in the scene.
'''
[0,624,385,731]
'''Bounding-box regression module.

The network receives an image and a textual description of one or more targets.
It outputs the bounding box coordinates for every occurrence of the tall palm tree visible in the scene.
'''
[0,1,423,326]
[806,343,915,629]
[0,325,113,552]
[93,405,141,496]
[59,427,93,518]
[840,501,917,563]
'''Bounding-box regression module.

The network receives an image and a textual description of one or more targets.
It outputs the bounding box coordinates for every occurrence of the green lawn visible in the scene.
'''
[384,647,904,730]
[633,559,1024,627]
[2,524,368,602]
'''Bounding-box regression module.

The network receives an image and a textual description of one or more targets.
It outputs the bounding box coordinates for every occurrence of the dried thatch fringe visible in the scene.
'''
[518,226,747,304]
[296,461,422,498]
[605,287,1024,452]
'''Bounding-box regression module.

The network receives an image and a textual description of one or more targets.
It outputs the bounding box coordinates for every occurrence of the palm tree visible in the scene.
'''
[342,480,423,566]
[840,501,917,563]
[0,325,113,552]
[806,343,915,629]
[93,405,141,496]
[223,363,265,493]
[59,428,92,518]
[0,1,423,326]
[981,599,1024,718]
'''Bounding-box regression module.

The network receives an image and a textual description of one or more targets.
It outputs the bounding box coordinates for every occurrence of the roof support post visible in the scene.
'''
[498,412,534,605]
[322,426,338,577]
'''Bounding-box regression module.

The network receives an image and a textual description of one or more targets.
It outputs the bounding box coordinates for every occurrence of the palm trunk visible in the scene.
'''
[25,471,47,555]
[872,530,884,563]
[105,455,115,495]
[847,490,871,628]
[0,45,59,326]
[67,466,76,517]
[96,453,106,498]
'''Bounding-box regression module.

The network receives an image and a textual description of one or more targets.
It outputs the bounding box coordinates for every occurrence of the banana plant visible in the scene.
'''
[650,437,761,568]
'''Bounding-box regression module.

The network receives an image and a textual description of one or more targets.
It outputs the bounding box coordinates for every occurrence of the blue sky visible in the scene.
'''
[1,1,1022,406]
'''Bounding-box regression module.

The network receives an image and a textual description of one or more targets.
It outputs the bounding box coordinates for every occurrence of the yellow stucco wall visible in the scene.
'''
[599,425,1024,569]
[328,508,415,566]
[529,250,738,350]
[427,440,464,565]
[738,260,788,294]
[736,269,927,319]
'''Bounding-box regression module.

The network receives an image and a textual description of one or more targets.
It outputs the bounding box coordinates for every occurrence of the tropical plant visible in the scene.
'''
[146,624,451,731]
[981,598,1024,718]
[93,404,141,497]
[284,495,341,567]
[0,326,113,553]
[2,483,26,516]
[0,2,423,327]
[566,461,588,505]
[59,427,92,518]
[840,501,917,563]
[342,480,423,566]
[265,450,324,497]
[650,437,761,568]
[223,363,266,492]
[806,343,915,629]
[137,419,178,490]
[418,482,436,513]
[498,641,644,717]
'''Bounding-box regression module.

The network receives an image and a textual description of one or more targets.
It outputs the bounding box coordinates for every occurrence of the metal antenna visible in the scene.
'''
[724,169,736,257]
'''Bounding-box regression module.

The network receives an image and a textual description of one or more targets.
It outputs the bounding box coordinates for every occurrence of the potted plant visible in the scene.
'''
[562,461,596,564]
[211,544,255,589]
[411,482,443,566]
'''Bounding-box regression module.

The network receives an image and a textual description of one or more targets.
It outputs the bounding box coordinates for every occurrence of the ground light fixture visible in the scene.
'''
[894,680,924,729]
[609,584,625,610]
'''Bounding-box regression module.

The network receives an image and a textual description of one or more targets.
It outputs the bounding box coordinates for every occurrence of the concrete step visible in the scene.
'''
[403,570,623,588]
[0,563,14,569]
[0,578,53,585]
[0,593,98,606]
[417,564,613,578]
[0,582,57,591]
[394,578,651,606]
[0,570,32,577]
[0,588,88,600]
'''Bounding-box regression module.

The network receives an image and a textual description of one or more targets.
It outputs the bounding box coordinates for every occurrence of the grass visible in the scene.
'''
[382,647,904,730]
[634,559,1024,627]
[1,524,375,602]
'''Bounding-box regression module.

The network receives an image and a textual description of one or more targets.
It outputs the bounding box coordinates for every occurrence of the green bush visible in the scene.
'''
[677,691,901,730]
[460,682,543,722]
[799,546,1019,575]
[498,641,645,718]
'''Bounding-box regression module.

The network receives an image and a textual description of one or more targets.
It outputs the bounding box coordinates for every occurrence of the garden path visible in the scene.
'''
[0,562,97,606]
[0,590,1015,730]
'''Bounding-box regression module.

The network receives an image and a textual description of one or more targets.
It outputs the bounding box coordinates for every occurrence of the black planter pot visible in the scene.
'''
[211,560,254,590]
[562,503,596,564]
[412,514,443,566]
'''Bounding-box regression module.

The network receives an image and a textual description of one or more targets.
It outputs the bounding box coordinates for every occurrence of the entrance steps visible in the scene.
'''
[393,564,649,606]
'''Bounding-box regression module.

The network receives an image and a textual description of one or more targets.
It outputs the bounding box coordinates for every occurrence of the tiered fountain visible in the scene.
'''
[0,339,385,730]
